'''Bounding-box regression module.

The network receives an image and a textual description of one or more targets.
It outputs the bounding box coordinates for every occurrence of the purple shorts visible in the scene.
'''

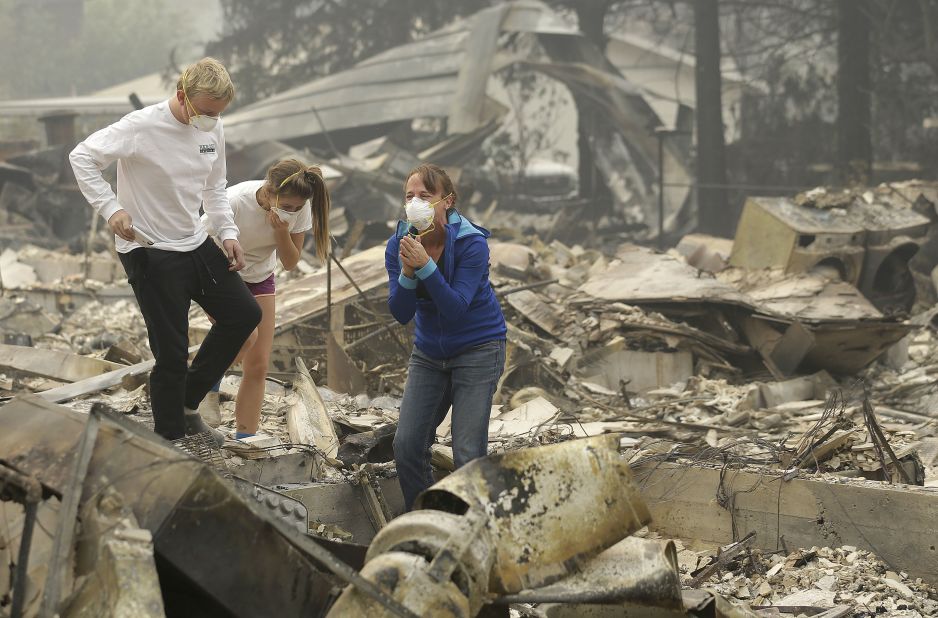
[245,274,275,297]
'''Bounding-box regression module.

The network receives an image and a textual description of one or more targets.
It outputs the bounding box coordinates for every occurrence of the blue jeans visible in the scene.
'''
[394,339,506,510]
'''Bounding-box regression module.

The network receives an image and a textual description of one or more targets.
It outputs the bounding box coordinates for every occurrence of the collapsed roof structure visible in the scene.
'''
[222,0,753,238]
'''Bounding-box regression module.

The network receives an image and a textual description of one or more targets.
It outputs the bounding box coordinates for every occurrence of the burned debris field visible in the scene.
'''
[2,1,938,617]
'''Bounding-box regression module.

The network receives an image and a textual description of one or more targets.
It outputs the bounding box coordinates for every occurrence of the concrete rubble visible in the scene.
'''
[2,180,938,617]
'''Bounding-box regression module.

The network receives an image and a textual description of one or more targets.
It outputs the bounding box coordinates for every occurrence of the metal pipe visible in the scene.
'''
[0,465,42,618]
[657,128,665,251]
[344,320,403,352]
[496,278,559,298]
[331,252,409,355]
[39,410,100,617]
[327,240,333,336]
[11,501,38,618]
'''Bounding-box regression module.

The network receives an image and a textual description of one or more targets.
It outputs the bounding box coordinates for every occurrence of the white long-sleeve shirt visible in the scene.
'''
[69,100,238,253]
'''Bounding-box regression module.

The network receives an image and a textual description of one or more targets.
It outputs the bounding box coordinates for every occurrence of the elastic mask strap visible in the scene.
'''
[274,170,303,210]
[412,222,435,237]
[181,71,199,118]
[429,193,453,209]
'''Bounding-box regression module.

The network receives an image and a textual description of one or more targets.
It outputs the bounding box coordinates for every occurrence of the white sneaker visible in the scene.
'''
[198,391,222,428]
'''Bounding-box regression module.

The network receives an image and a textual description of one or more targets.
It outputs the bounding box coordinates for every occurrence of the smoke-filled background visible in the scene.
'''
[2,0,937,241]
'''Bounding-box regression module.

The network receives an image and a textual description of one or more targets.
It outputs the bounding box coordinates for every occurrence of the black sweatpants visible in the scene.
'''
[119,239,262,440]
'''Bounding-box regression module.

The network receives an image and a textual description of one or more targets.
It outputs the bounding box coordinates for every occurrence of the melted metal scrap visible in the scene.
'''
[328,435,653,617]
[417,433,651,594]
[499,536,684,608]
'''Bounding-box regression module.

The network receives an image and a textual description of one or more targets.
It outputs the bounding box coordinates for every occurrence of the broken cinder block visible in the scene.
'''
[104,338,146,366]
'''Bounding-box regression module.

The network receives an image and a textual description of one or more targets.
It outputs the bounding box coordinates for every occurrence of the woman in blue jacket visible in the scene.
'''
[386,163,507,509]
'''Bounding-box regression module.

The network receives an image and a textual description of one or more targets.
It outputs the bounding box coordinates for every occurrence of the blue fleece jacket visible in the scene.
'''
[386,210,507,360]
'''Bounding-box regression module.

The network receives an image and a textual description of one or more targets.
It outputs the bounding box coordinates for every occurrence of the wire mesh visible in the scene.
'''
[172,432,229,477]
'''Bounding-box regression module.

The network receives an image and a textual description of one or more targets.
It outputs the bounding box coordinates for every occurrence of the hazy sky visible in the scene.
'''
[165,0,223,50]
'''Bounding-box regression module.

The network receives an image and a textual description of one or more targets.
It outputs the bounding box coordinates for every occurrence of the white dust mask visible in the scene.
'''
[272,207,299,225]
[189,113,218,132]
[405,197,434,232]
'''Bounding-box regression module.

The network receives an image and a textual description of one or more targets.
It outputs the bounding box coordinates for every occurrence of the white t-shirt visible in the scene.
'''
[69,100,238,253]
[204,180,312,283]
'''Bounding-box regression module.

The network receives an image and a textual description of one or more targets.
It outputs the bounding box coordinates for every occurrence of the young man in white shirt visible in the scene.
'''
[70,58,261,445]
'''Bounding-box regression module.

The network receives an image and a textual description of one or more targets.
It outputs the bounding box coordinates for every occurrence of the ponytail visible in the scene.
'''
[265,159,331,263]
[306,166,331,263]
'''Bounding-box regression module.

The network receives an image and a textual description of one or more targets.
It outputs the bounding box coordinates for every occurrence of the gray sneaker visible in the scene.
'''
[184,412,226,447]
[198,391,222,427]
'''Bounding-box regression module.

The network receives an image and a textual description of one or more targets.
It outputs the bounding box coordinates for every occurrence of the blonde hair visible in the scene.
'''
[266,159,331,263]
[176,57,235,102]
